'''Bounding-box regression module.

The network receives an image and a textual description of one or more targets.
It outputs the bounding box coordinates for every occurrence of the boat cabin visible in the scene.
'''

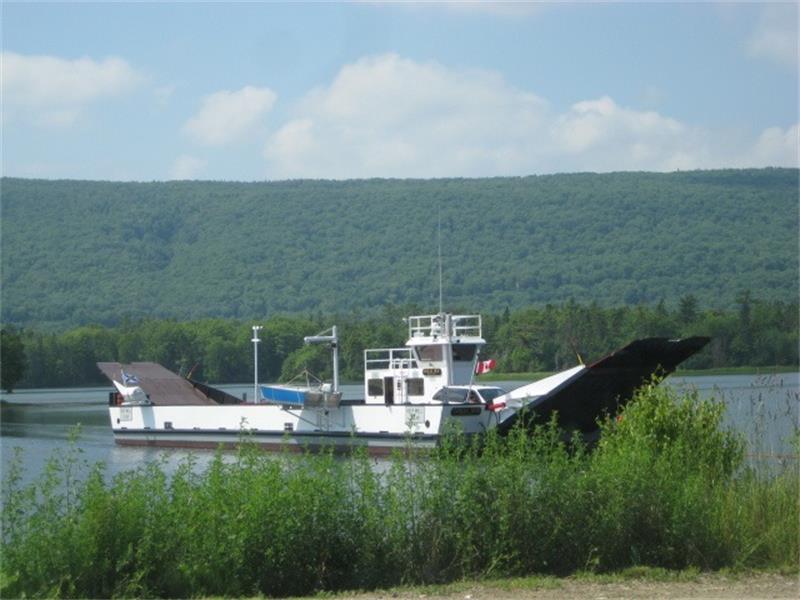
[362,313,497,405]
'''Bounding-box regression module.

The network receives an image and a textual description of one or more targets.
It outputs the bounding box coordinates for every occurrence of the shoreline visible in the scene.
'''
[476,365,800,382]
[3,366,798,393]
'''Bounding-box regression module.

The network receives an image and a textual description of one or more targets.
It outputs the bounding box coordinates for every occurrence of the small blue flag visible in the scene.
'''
[121,370,139,386]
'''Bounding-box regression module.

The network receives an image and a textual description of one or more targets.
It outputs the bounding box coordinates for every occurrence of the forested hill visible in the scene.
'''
[1,169,797,328]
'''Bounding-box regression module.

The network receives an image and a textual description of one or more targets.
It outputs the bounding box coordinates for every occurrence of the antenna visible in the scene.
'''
[438,208,443,314]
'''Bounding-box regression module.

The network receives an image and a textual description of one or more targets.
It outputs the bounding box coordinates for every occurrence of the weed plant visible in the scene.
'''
[2,384,797,598]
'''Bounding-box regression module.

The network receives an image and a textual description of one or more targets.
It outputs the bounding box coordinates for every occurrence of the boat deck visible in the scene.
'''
[97,362,221,405]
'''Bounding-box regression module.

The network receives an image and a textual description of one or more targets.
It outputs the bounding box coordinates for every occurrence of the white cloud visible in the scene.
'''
[550,96,689,169]
[1,52,145,127]
[264,53,548,178]
[268,119,318,162]
[184,86,277,146]
[748,123,799,167]
[262,53,798,179]
[746,4,798,67]
[169,155,207,180]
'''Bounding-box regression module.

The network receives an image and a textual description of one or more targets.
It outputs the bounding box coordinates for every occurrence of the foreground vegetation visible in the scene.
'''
[3,295,797,391]
[2,169,797,328]
[2,384,797,598]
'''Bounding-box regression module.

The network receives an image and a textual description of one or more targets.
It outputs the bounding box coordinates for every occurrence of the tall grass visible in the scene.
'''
[2,384,797,598]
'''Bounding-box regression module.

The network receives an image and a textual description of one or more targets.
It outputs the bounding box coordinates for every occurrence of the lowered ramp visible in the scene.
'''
[97,362,241,406]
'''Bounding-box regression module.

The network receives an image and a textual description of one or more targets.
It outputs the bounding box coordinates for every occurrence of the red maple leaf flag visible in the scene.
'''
[475,358,496,375]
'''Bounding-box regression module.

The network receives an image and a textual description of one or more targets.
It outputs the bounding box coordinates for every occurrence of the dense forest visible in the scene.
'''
[4,296,797,390]
[1,169,797,329]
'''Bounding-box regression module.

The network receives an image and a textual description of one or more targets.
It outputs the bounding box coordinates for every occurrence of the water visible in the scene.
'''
[668,373,799,468]
[2,375,798,486]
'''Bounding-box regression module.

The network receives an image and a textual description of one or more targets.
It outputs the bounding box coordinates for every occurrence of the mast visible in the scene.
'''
[438,209,443,314]
[251,325,262,403]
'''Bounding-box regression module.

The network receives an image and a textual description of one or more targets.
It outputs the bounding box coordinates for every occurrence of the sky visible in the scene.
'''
[1,1,798,181]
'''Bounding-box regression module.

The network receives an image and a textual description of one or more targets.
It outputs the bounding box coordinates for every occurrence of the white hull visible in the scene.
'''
[109,401,495,454]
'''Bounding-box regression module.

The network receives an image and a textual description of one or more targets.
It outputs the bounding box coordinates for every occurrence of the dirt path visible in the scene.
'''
[331,572,799,600]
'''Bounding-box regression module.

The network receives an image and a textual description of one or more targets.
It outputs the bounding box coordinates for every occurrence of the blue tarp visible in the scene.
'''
[260,385,306,406]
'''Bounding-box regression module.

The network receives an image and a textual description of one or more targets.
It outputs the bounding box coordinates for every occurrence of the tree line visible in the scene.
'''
[2,295,796,391]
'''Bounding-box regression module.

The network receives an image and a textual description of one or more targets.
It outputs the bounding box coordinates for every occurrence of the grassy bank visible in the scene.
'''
[301,568,799,600]
[2,384,798,599]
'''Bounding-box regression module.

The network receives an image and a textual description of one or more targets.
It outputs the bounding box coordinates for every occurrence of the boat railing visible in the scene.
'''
[408,314,482,339]
[364,348,418,371]
[452,314,482,338]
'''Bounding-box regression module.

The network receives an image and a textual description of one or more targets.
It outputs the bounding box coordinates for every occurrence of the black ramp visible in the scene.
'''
[497,336,710,435]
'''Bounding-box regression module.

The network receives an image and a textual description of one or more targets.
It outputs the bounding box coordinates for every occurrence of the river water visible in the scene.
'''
[1,374,798,486]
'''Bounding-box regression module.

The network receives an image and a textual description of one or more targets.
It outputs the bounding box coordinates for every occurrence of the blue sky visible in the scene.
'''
[2,2,797,181]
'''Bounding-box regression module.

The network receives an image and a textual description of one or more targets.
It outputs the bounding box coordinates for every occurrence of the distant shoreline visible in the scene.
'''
[476,365,800,382]
[2,366,797,393]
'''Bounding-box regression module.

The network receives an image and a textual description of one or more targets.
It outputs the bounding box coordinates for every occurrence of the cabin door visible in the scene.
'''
[384,377,394,405]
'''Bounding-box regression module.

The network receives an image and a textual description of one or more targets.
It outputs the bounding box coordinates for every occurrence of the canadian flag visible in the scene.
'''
[474,358,496,375]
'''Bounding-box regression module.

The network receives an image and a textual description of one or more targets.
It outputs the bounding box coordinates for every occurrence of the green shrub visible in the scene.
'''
[2,386,797,598]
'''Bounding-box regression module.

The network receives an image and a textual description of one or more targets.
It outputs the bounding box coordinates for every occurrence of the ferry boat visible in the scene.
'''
[98,312,708,453]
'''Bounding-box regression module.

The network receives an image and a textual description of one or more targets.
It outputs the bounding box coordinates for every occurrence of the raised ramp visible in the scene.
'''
[497,336,710,436]
[97,362,240,406]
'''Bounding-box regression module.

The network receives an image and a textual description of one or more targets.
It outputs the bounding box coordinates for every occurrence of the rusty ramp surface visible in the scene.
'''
[97,362,240,405]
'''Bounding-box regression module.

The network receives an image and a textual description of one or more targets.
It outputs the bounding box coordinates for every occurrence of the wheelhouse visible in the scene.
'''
[363,313,489,405]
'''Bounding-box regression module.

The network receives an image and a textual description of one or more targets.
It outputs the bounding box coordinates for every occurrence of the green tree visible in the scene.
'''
[280,344,330,381]
[1,326,28,392]
[678,294,698,326]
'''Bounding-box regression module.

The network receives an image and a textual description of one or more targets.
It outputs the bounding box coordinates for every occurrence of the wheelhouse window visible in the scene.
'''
[368,378,383,396]
[406,378,424,396]
[452,344,477,361]
[416,345,444,361]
